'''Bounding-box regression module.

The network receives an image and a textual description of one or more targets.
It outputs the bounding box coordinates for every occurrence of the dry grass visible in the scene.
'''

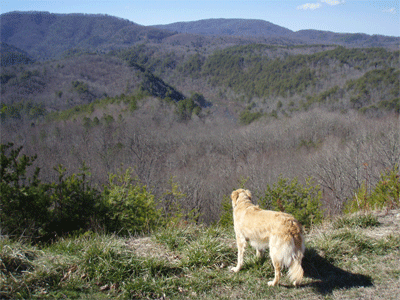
[1,210,399,299]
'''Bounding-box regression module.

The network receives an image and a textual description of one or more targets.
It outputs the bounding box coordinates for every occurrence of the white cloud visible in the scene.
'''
[297,0,346,11]
[321,0,346,5]
[383,7,396,14]
[297,3,322,10]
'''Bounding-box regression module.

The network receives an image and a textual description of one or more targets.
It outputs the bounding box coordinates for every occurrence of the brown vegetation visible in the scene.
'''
[2,97,399,223]
[1,12,399,225]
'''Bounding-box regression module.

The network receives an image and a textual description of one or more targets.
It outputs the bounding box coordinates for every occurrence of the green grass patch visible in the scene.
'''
[1,220,399,299]
[332,213,380,229]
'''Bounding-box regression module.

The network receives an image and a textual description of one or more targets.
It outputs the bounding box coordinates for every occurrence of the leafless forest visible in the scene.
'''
[2,13,399,224]
[3,98,399,223]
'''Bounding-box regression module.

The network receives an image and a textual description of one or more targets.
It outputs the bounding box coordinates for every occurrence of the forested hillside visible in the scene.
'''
[0,11,176,60]
[2,11,399,62]
[0,42,34,66]
[1,11,399,226]
[154,18,295,39]
[2,43,398,120]
[155,18,400,49]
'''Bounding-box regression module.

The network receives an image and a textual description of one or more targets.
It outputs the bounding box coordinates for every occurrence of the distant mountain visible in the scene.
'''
[154,18,400,49]
[154,18,294,38]
[1,11,399,120]
[0,11,175,60]
[2,12,399,63]
[293,30,400,48]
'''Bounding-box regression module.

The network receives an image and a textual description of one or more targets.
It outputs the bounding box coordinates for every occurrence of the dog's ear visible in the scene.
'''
[231,190,240,206]
[245,189,252,200]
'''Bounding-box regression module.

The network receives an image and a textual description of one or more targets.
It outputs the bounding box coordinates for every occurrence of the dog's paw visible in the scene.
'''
[231,266,240,273]
[268,280,277,286]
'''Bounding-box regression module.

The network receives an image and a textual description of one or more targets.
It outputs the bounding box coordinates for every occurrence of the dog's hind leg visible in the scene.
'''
[231,234,246,272]
[268,236,282,286]
[268,257,281,286]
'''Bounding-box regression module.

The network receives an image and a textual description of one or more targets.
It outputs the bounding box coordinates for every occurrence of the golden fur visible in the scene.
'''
[230,189,305,286]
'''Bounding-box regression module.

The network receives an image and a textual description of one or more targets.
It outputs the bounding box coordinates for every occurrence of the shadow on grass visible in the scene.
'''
[301,247,373,295]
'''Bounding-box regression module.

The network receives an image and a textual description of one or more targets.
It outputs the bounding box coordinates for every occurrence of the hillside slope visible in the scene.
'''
[0,52,189,114]
[0,42,34,66]
[293,29,400,48]
[155,18,294,38]
[0,11,175,60]
[154,18,400,49]
[2,11,399,63]
[1,44,399,120]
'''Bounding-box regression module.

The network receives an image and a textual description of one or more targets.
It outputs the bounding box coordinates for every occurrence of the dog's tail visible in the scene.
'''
[287,233,305,286]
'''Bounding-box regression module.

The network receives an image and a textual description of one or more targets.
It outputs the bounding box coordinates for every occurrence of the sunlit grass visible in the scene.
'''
[1,213,399,299]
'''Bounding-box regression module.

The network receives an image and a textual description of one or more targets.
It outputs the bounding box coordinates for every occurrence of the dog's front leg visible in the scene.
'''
[231,234,246,272]
[256,249,264,258]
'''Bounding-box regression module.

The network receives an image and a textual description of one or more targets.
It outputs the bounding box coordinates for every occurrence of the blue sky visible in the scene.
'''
[1,0,399,36]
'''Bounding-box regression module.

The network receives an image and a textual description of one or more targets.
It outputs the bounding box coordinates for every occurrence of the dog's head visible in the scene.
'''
[231,189,252,208]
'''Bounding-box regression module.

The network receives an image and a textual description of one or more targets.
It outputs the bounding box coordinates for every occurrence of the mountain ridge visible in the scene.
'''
[154,18,399,48]
[1,11,399,62]
[0,11,174,60]
[153,18,294,37]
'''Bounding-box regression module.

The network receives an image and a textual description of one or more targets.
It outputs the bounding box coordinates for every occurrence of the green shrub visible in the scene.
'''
[0,143,51,239]
[71,80,89,94]
[345,165,400,213]
[1,143,105,241]
[161,176,200,225]
[46,164,103,239]
[0,101,47,122]
[218,194,234,228]
[259,176,324,228]
[175,98,201,121]
[103,168,161,235]
[239,109,263,125]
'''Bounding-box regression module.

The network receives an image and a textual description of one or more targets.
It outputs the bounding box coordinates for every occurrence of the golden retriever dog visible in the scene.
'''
[230,189,305,286]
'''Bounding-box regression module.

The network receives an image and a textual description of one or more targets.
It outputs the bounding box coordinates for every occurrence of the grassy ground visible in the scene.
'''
[1,210,399,299]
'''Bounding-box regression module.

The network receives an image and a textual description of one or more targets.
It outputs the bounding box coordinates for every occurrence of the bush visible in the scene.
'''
[160,176,200,226]
[218,176,325,229]
[239,109,263,125]
[1,143,105,241]
[103,168,161,236]
[175,98,201,121]
[0,143,51,239]
[71,80,89,94]
[218,194,234,228]
[46,164,103,239]
[345,165,400,213]
[258,176,324,228]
